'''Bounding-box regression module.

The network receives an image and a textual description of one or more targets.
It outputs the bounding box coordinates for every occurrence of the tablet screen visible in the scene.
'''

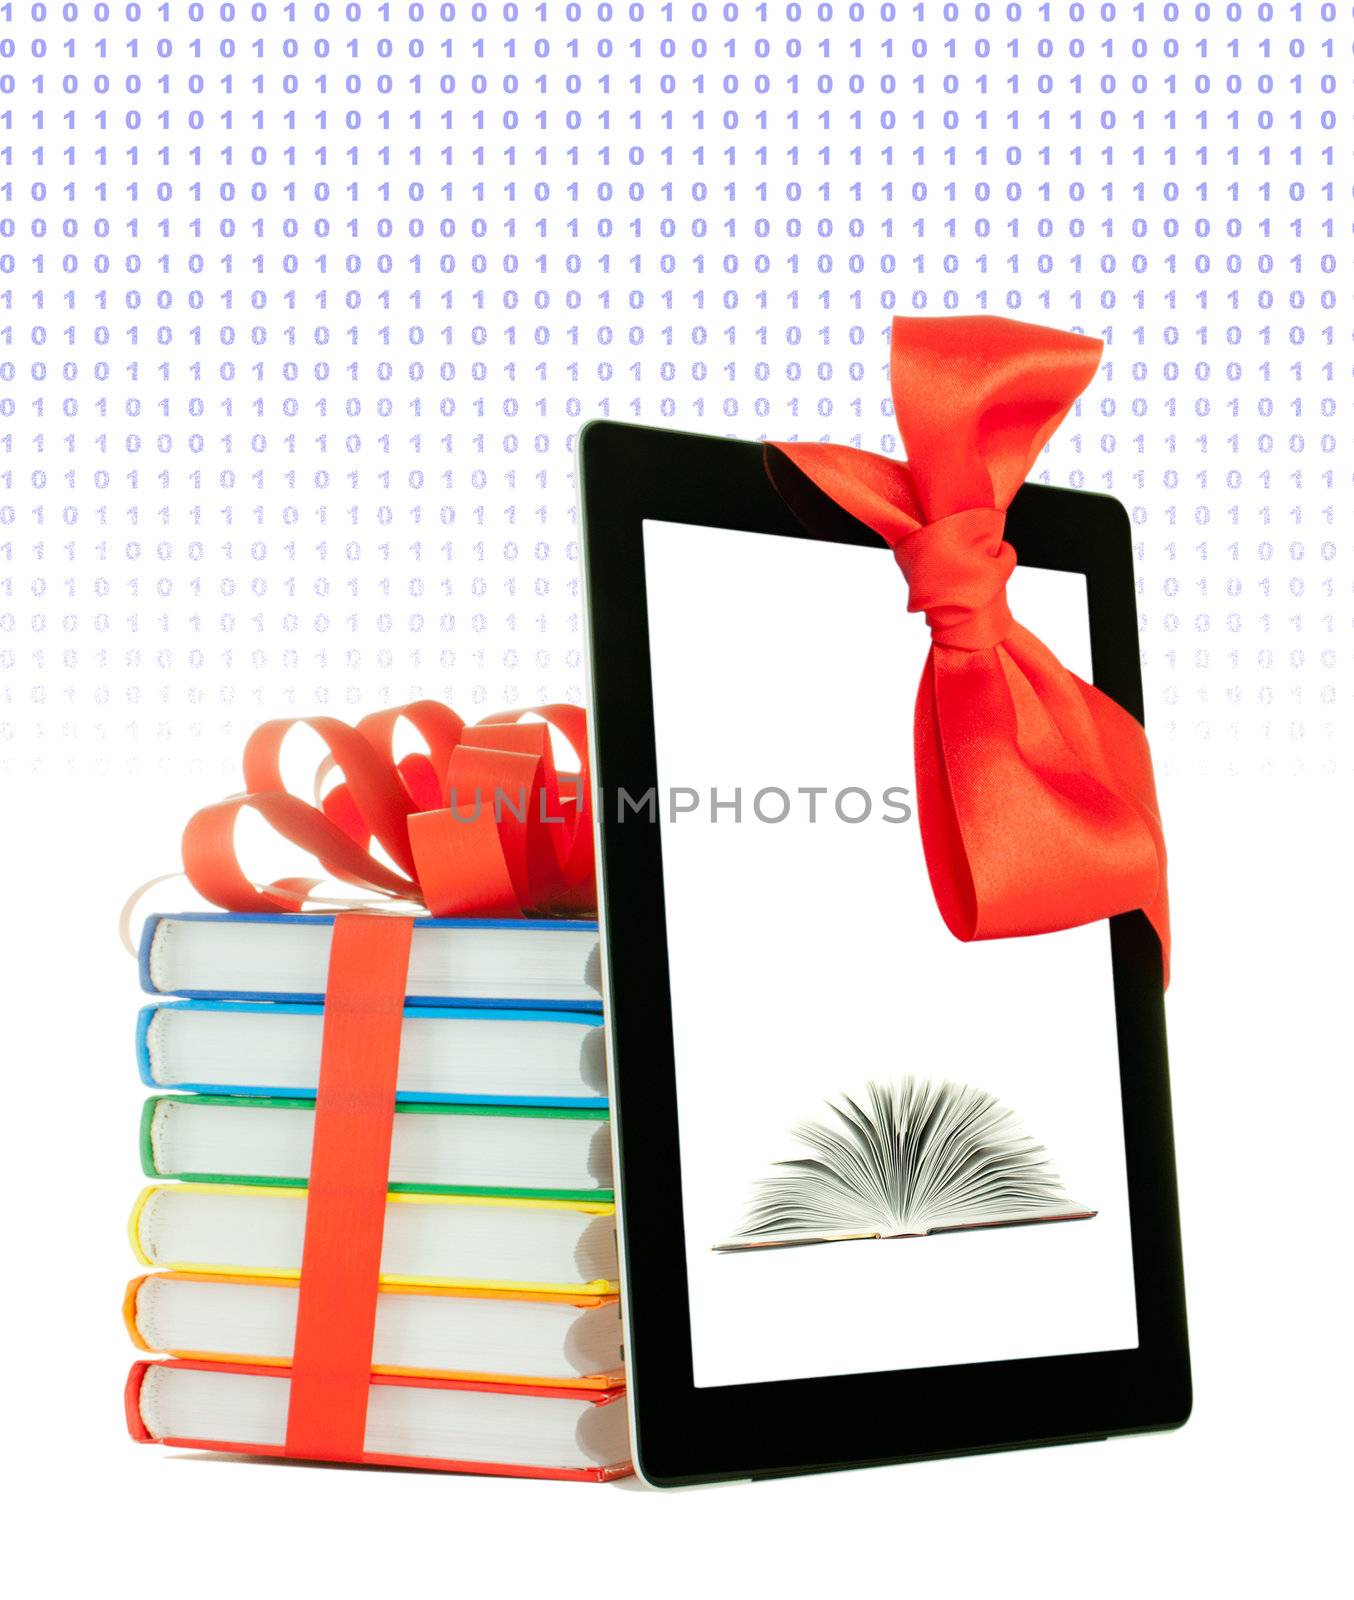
[641,518,1140,1389]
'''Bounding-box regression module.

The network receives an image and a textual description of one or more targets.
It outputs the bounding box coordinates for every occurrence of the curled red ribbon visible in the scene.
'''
[181,701,596,920]
[768,314,1170,982]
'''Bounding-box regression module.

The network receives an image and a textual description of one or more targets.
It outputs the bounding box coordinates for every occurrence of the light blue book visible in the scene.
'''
[138,998,607,1108]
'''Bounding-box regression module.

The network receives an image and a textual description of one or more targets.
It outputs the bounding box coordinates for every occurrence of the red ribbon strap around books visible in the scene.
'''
[180,701,596,920]
[284,911,412,1461]
[172,701,595,1459]
[767,314,1170,982]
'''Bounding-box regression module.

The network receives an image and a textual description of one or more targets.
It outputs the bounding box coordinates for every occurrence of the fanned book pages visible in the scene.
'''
[715,1077,1095,1251]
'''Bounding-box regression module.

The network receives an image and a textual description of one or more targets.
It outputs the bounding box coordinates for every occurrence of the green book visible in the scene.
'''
[140,1094,613,1203]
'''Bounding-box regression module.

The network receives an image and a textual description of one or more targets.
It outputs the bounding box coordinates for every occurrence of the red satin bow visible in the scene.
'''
[768,314,1169,981]
[181,701,596,919]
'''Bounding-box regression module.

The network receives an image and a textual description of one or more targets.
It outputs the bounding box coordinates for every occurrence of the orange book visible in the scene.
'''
[124,1272,624,1389]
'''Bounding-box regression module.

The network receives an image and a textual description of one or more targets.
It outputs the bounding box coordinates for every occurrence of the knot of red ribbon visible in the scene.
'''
[901,506,1014,651]
[180,700,596,920]
[767,313,1170,981]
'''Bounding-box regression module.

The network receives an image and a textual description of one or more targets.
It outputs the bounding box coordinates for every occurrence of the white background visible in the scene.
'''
[7,786,1347,1592]
[644,521,1139,1385]
[2,0,1350,1592]
[9,555,1346,1598]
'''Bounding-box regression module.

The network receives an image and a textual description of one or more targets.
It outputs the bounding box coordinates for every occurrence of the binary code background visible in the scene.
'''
[3,5,1350,785]
[3,7,1350,1572]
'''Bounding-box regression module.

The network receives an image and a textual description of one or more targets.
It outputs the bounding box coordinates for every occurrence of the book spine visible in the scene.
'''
[122,1278,153,1355]
[138,1097,160,1177]
[124,1360,154,1443]
[137,915,162,996]
[135,1006,158,1087]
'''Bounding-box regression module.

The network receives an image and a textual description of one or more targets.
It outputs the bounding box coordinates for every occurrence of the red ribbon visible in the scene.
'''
[767,314,1170,982]
[170,701,596,1463]
[284,911,412,1461]
[180,701,596,920]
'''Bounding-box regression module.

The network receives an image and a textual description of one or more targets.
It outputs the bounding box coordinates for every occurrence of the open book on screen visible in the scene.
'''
[715,1076,1095,1251]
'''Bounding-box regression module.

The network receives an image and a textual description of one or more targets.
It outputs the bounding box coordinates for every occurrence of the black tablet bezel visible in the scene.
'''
[578,419,1190,1487]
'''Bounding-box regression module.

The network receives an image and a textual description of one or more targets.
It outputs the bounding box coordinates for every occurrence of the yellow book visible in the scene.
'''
[129,1182,619,1294]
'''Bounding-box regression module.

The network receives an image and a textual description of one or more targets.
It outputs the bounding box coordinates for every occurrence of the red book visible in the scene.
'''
[126,1359,632,1482]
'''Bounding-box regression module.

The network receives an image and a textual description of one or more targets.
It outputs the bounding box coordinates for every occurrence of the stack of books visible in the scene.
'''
[122,910,632,1481]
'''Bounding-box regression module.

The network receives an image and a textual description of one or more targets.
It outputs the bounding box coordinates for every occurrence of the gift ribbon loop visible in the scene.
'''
[768,313,1170,980]
[180,703,596,921]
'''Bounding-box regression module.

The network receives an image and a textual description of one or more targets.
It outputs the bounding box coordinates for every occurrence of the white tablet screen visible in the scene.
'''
[641,519,1140,1389]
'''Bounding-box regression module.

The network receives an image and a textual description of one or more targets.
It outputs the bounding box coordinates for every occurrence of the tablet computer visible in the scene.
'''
[578,420,1190,1487]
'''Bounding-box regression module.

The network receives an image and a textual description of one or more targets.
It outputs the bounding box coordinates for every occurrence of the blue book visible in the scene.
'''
[137,999,607,1108]
[139,911,602,1011]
